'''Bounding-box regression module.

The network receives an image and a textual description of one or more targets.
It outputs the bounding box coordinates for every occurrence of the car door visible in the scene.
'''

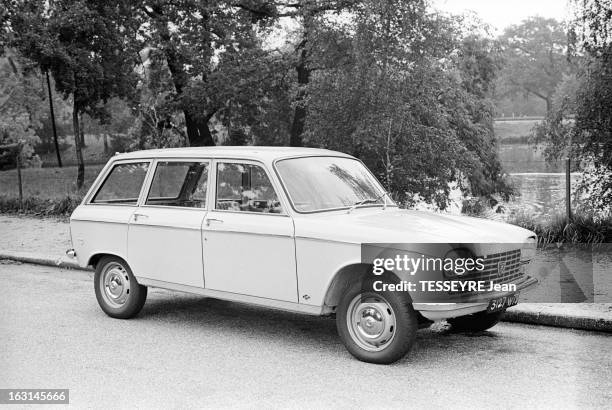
[128,159,210,288]
[202,160,298,302]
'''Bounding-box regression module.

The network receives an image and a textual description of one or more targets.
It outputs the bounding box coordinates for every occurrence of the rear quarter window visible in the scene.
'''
[92,162,149,205]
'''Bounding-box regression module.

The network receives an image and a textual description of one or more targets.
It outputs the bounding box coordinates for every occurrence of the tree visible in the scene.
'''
[7,0,140,188]
[534,0,612,213]
[0,51,43,167]
[130,0,284,147]
[304,0,510,208]
[233,0,358,147]
[498,17,572,114]
[569,0,612,211]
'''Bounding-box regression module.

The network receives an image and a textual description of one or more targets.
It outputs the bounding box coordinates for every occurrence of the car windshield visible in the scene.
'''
[275,156,395,212]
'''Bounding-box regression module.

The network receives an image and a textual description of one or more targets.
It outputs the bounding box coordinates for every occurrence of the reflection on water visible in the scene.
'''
[504,173,582,222]
[498,144,563,173]
[496,143,580,223]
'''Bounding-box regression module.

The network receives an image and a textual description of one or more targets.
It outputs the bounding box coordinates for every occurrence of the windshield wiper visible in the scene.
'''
[347,191,390,214]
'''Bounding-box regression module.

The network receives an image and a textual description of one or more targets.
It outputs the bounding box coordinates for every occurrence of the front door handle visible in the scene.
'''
[133,213,149,222]
[205,218,224,226]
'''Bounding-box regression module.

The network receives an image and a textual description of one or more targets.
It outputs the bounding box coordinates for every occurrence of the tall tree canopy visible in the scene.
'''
[534,0,612,213]
[570,0,612,211]
[303,0,509,207]
[6,0,141,187]
[2,0,514,208]
[498,17,573,114]
[131,0,284,147]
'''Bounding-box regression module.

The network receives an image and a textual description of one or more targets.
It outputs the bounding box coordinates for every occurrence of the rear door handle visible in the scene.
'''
[205,218,224,226]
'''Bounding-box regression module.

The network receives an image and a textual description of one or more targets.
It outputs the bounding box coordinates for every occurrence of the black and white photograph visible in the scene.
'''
[0,0,611,408]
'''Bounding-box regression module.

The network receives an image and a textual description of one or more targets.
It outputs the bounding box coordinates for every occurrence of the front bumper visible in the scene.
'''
[415,275,538,321]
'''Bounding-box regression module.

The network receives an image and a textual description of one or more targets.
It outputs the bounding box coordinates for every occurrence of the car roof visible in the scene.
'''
[112,146,354,163]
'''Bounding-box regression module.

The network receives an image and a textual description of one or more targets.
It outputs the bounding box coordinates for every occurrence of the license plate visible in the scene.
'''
[487,294,519,312]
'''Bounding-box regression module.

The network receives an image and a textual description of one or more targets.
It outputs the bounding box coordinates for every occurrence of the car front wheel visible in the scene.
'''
[336,283,418,364]
[94,256,147,319]
[447,309,505,332]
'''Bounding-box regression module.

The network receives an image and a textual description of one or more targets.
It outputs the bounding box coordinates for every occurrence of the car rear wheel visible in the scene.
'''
[336,282,418,364]
[94,256,147,319]
[448,309,505,332]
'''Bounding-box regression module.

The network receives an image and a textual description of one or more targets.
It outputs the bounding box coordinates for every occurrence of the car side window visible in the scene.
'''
[146,161,209,208]
[92,162,149,205]
[216,162,283,214]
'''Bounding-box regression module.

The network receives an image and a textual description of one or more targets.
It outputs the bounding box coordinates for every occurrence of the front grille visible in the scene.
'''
[470,249,524,284]
[448,249,524,295]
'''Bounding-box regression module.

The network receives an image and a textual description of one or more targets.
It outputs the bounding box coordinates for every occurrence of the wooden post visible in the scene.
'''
[566,157,572,222]
[16,144,23,208]
[45,70,62,167]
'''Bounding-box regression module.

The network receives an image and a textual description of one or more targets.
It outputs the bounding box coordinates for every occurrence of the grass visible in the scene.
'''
[494,119,541,143]
[38,134,111,167]
[0,164,104,199]
[0,163,104,217]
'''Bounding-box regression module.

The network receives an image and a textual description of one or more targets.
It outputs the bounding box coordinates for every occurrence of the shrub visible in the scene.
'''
[0,195,82,217]
[508,211,612,244]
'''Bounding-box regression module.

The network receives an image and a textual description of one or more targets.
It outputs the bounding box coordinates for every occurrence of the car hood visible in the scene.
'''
[293,208,535,245]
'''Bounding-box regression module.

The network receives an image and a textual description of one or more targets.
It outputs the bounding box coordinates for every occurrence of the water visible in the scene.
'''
[504,173,581,222]
[498,144,563,173]
[497,143,580,223]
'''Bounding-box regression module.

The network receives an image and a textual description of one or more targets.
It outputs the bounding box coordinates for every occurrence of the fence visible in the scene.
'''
[0,157,104,201]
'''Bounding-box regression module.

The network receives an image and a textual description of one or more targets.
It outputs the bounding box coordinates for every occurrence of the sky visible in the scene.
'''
[433,0,571,32]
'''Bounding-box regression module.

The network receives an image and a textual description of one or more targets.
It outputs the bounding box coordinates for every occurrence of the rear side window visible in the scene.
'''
[92,162,149,205]
[216,162,283,213]
[146,161,209,208]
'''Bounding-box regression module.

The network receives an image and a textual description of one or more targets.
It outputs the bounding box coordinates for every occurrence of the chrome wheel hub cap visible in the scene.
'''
[347,295,396,352]
[101,263,130,307]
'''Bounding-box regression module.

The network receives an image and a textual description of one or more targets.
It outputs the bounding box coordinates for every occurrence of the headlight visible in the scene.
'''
[443,247,476,277]
[520,236,537,262]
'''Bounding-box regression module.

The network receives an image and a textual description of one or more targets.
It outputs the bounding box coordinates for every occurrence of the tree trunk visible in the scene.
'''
[79,113,86,148]
[184,111,214,146]
[45,70,62,167]
[72,101,85,189]
[290,14,314,148]
[153,12,215,147]
[289,43,311,147]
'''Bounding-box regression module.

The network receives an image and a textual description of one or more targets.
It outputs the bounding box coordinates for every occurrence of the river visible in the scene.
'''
[497,143,581,223]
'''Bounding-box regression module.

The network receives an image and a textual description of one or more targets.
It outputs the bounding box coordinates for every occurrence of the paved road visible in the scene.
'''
[1,262,611,409]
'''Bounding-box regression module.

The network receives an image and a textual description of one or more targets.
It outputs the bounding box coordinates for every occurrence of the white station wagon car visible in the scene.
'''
[68,147,537,364]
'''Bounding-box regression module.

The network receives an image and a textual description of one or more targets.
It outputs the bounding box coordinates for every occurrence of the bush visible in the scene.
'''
[508,211,612,244]
[0,195,82,217]
[108,133,134,154]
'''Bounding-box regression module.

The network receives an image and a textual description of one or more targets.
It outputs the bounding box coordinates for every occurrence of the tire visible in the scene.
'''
[336,281,418,364]
[94,256,147,319]
[448,309,505,332]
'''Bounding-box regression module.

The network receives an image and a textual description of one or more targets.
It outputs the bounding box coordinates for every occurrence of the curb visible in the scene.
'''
[1,252,611,333]
[0,252,90,271]
[503,308,612,333]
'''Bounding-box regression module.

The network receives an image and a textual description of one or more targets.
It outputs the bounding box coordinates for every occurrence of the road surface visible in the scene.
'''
[1,261,610,408]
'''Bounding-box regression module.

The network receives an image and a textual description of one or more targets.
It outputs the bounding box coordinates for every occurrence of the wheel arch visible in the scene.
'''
[88,252,128,269]
[323,263,406,309]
